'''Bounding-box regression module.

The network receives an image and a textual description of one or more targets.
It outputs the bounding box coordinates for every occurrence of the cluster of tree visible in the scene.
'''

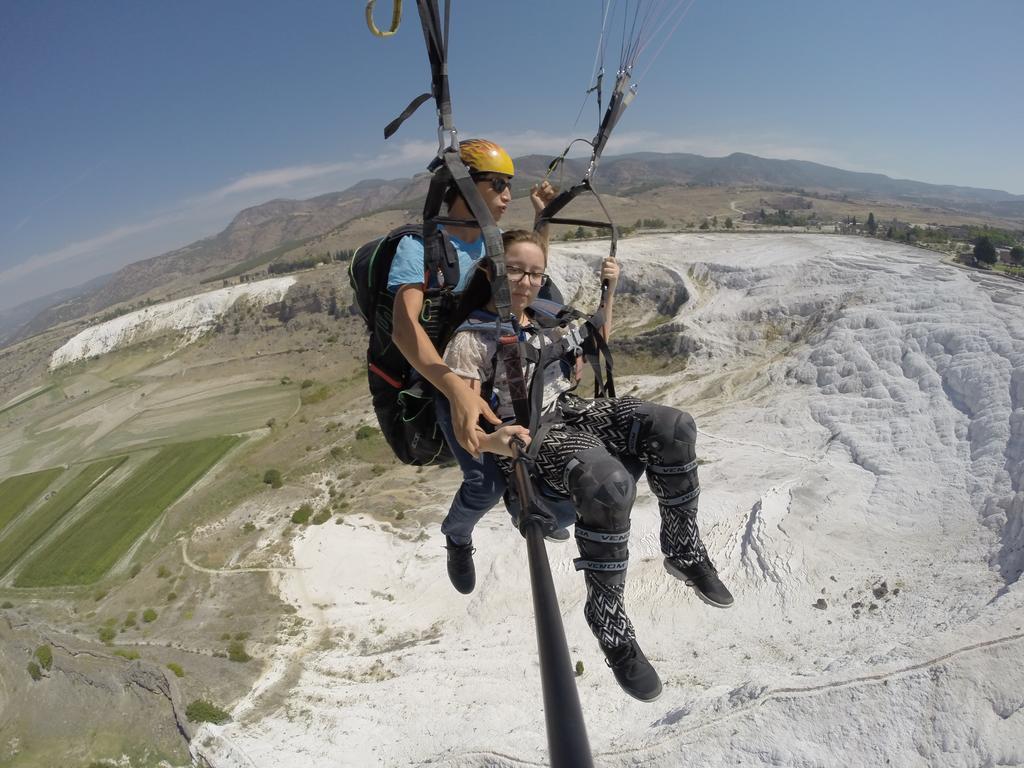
[560,226,598,241]
[970,236,1024,267]
[698,216,734,230]
[965,227,1019,249]
[267,249,354,276]
[974,236,998,265]
[633,217,666,229]
[882,223,949,245]
[759,209,808,226]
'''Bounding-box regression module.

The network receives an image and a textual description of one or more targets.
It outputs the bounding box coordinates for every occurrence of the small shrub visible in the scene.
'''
[123,611,137,628]
[300,385,332,405]
[185,699,231,725]
[27,661,42,681]
[166,592,177,602]
[1,601,13,609]
[330,446,344,460]
[265,417,277,429]
[113,649,140,660]
[291,504,313,525]
[94,589,108,601]
[300,379,314,389]
[242,521,256,533]
[263,469,283,489]
[227,640,252,663]
[355,425,379,441]
[157,565,170,578]
[311,508,332,525]
[220,632,231,641]
[233,631,249,641]
[575,660,585,677]
[142,608,158,623]
[167,662,185,678]
[98,626,116,643]
[34,645,53,670]
[129,563,141,578]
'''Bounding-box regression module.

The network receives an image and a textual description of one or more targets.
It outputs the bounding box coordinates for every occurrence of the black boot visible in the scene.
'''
[444,536,475,594]
[575,524,661,700]
[665,557,734,607]
[600,638,663,702]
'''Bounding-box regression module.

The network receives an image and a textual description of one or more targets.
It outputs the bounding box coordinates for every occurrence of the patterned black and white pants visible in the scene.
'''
[499,394,709,648]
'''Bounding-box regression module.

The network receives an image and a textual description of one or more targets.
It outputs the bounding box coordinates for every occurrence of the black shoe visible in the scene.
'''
[665,558,734,607]
[544,527,571,543]
[600,639,662,702]
[445,536,475,595]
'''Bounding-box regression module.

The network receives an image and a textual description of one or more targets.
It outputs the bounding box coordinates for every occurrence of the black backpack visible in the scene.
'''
[348,224,461,465]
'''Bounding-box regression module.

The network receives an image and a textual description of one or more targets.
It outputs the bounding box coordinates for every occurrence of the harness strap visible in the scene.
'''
[661,487,701,507]
[499,333,532,428]
[384,92,432,139]
[574,524,630,544]
[573,557,627,573]
[649,460,699,475]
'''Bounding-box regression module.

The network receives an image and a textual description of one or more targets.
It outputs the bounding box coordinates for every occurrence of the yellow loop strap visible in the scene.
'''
[366,0,402,37]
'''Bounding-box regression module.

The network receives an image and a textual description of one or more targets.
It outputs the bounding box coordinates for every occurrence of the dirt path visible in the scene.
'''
[180,537,308,575]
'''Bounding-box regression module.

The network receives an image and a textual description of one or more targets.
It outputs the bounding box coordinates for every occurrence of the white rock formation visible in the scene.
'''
[49,277,296,369]
[192,235,1023,768]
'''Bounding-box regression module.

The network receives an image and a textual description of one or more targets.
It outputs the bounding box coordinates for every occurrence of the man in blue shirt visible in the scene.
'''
[388,139,561,594]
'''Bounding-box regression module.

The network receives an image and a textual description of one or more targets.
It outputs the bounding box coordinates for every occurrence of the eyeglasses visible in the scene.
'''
[475,175,512,194]
[506,265,549,286]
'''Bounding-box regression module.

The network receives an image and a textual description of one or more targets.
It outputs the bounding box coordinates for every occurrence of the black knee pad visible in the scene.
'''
[565,447,636,532]
[628,404,697,465]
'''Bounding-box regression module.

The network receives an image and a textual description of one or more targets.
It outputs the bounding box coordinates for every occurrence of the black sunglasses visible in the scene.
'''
[474,175,512,194]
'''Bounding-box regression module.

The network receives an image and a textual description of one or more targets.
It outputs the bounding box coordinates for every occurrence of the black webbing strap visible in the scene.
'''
[420,169,459,287]
[534,181,620,264]
[383,0,455,145]
[438,153,533,428]
[384,92,432,140]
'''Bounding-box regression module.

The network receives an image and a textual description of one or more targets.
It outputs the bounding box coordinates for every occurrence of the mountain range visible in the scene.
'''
[4,151,1022,348]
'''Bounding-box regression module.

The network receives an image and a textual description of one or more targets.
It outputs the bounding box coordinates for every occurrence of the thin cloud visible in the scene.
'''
[199,141,439,203]
[0,212,182,287]
[8,158,109,236]
[1,141,439,287]
[210,161,356,199]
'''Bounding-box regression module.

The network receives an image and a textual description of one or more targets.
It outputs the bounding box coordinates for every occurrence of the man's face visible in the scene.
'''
[473,174,513,222]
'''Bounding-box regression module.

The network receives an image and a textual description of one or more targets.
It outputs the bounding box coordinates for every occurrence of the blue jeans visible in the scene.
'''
[436,395,577,545]
[436,395,507,546]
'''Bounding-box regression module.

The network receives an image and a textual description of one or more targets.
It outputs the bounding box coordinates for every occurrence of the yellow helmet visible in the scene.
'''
[459,139,514,177]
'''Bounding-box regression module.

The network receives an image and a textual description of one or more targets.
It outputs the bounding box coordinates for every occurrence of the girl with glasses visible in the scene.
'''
[441,229,733,702]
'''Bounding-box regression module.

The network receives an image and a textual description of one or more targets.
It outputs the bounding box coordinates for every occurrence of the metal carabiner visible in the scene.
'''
[437,125,459,156]
[365,0,402,38]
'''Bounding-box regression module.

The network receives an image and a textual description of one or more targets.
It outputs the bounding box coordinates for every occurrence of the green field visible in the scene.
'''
[15,436,241,587]
[0,467,64,532]
[0,456,127,577]
[0,384,55,416]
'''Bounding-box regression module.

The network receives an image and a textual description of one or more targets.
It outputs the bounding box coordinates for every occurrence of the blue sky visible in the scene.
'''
[1,0,1021,312]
